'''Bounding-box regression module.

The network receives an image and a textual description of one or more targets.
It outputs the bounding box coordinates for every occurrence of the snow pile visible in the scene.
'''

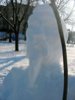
[0,4,72,100]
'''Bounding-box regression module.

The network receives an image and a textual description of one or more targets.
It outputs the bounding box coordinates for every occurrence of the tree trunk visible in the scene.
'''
[9,33,12,43]
[15,32,19,51]
[22,21,28,41]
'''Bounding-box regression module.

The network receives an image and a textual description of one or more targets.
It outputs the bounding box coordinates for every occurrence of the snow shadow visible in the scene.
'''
[0,67,75,100]
[0,64,64,100]
[0,56,25,70]
[67,75,75,100]
[0,51,15,54]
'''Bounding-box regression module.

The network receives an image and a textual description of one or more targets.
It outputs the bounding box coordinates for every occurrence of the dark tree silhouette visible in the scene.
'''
[0,0,32,51]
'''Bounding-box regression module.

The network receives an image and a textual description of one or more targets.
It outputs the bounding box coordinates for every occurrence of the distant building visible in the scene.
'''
[67,31,75,44]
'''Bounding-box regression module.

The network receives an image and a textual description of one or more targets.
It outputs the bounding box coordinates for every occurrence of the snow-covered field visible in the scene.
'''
[0,41,75,100]
[0,41,29,86]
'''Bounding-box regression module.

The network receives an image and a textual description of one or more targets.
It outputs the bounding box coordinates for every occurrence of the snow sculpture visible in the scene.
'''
[26,4,68,87]
[1,4,68,100]
[26,4,68,100]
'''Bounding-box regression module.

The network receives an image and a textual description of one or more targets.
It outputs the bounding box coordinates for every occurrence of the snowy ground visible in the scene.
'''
[0,41,75,100]
[67,44,75,76]
[0,41,29,87]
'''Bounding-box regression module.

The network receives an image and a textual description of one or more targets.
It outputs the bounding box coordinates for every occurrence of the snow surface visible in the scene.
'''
[0,4,75,100]
[0,41,29,86]
[0,42,75,100]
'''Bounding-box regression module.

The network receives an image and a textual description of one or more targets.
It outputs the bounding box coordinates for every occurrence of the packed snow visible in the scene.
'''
[0,4,75,100]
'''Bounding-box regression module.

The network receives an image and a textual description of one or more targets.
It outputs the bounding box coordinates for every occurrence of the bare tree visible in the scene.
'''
[42,0,74,28]
[0,0,33,51]
[55,0,75,26]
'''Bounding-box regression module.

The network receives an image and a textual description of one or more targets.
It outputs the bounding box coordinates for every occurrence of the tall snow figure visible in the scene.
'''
[26,4,68,99]
[26,4,67,86]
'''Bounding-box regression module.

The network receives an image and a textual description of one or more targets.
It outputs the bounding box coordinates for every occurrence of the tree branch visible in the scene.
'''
[0,12,14,30]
